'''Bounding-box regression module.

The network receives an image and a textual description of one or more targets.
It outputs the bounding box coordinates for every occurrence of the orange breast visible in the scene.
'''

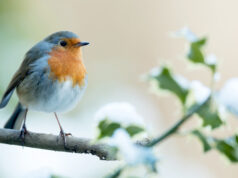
[48,47,87,86]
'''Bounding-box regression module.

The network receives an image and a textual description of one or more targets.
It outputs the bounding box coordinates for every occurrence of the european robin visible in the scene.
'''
[0,31,89,146]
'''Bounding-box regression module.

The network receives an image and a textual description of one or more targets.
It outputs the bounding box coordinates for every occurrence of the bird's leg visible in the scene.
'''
[19,109,28,145]
[54,113,71,149]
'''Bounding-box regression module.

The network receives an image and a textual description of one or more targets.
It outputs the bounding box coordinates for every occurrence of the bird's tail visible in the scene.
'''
[4,102,26,129]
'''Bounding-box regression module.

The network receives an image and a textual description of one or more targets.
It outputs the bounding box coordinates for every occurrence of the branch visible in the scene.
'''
[146,97,211,147]
[0,97,211,159]
[0,128,116,160]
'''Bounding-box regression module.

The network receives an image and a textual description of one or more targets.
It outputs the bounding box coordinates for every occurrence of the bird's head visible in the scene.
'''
[43,31,89,59]
[37,31,89,85]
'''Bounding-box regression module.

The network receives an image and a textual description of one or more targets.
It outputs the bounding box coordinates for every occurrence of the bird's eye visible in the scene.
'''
[59,40,67,47]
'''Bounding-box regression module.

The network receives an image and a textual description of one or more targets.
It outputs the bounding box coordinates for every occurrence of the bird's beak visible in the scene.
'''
[75,42,90,47]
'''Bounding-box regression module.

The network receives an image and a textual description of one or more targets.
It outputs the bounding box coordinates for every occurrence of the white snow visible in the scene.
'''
[94,102,144,126]
[218,78,238,115]
[173,27,198,42]
[205,54,217,65]
[109,129,156,166]
[190,81,211,104]
[174,75,190,90]
[214,72,221,82]
[149,67,161,77]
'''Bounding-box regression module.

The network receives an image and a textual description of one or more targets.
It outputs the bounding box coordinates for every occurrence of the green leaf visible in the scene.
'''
[188,100,222,129]
[125,125,144,137]
[97,119,121,139]
[215,135,238,162]
[50,175,64,178]
[192,130,212,152]
[97,119,145,139]
[207,63,216,73]
[150,66,189,104]
[180,29,216,72]
[105,167,125,178]
[187,38,206,63]
[196,101,223,129]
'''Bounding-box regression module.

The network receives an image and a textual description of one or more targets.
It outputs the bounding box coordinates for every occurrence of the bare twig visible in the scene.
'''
[146,96,211,147]
[0,128,116,160]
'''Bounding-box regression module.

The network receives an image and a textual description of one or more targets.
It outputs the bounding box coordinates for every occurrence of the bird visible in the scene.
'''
[0,31,89,146]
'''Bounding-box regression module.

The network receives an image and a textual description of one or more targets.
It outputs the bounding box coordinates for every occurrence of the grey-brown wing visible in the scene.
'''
[0,55,38,108]
[0,67,27,108]
[0,41,50,108]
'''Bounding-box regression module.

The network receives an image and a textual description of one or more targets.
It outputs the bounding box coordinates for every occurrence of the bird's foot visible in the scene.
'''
[19,124,28,145]
[59,130,72,150]
[65,133,72,136]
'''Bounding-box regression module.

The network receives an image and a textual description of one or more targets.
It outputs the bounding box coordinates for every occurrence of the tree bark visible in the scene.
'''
[0,128,116,160]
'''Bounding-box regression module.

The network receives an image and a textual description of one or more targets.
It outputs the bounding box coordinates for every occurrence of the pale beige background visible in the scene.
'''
[0,0,238,178]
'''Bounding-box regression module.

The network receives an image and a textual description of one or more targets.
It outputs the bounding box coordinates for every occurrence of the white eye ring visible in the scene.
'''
[59,40,67,47]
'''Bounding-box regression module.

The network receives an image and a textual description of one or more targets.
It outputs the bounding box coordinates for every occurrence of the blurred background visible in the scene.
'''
[0,0,238,177]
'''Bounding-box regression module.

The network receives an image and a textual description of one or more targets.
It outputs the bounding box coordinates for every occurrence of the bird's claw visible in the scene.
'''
[59,130,71,150]
[19,124,28,145]
[65,133,72,136]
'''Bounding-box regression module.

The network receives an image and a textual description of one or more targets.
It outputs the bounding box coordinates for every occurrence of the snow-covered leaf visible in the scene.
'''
[215,135,238,162]
[149,66,189,104]
[218,78,238,116]
[186,81,222,129]
[109,129,157,171]
[193,101,223,129]
[187,38,218,73]
[97,119,121,139]
[95,103,145,139]
[190,81,211,104]
[126,125,144,137]
[176,27,217,72]
[205,54,217,73]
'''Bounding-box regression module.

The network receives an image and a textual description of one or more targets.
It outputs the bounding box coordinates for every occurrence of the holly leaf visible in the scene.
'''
[125,125,144,137]
[182,29,217,73]
[215,135,238,162]
[187,38,206,64]
[150,66,189,104]
[188,101,223,129]
[97,119,121,139]
[105,167,124,178]
[97,119,145,139]
[192,130,212,152]
[196,101,223,129]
